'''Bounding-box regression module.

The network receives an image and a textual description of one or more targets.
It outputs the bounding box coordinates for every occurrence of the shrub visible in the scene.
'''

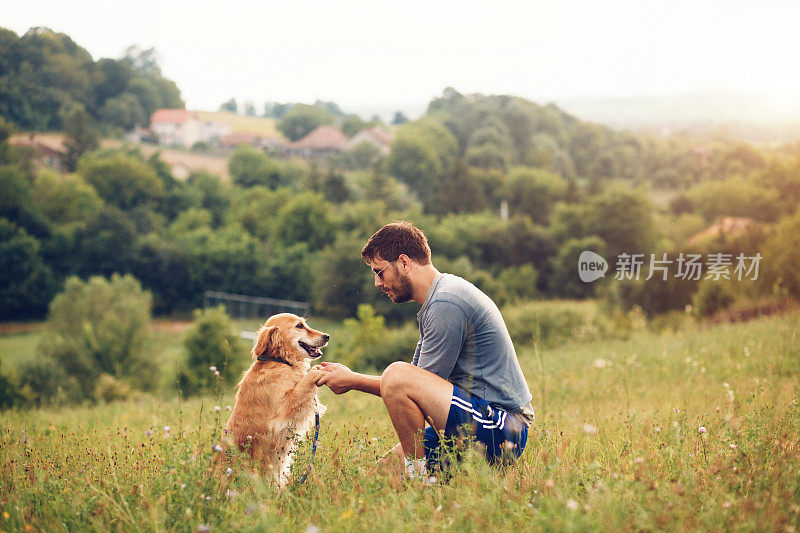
[94,373,135,402]
[692,281,735,317]
[17,359,83,407]
[328,305,418,372]
[0,360,23,410]
[36,274,153,402]
[497,264,539,302]
[178,306,249,396]
[502,300,614,348]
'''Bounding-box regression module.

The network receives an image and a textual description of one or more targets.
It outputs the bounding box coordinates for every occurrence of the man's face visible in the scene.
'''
[369,256,413,304]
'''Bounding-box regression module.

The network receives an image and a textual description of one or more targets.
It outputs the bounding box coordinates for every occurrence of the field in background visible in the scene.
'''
[101,139,231,181]
[1,311,799,531]
[195,111,283,139]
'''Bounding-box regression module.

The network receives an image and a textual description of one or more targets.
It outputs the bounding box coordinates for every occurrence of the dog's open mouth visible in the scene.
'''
[299,341,324,358]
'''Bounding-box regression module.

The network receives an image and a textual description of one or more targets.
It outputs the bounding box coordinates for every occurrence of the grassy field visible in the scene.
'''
[195,111,283,139]
[1,311,799,531]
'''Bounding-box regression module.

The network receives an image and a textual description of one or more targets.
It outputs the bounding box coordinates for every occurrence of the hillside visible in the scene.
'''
[195,111,284,139]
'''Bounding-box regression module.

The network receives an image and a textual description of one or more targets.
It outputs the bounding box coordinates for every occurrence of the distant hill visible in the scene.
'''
[195,111,283,139]
[0,26,183,132]
[553,91,800,142]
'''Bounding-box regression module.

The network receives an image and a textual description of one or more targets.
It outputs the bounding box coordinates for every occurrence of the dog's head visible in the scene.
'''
[252,313,329,367]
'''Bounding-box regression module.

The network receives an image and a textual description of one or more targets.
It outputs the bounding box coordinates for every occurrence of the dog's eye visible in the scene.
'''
[295,323,304,329]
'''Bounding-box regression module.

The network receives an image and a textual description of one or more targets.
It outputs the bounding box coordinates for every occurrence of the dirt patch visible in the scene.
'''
[0,322,43,335]
[707,299,798,325]
[101,139,230,181]
[151,320,194,334]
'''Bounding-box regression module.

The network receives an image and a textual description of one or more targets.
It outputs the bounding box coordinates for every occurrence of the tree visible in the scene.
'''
[131,234,196,314]
[341,115,365,137]
[0,116,15,165]
[477,215,558,272]
[244,101,257,116]
[392,111,409,125]
[0,359,23,410]
[687,176,780,223]
[503,166,568,224]
[386,119,458,199]
[178,306,248,396]
[586,185,656,261]
[277,104,333,141]
[99,93,146,130]
[272,191,336,249]
[0,165,51,238]
[548,236,607,298]
[219,97,238,113]
[61,103,99,172]
[72,206,139,277]
[312,234,374,318]
[78,151,164,210]
[761,209,800,299]
[429,158,490,215]
[0,219,56,319]
[228,145,283,189]
[320,168,351,203]
[36,274,154,399]
[341,141,382,169]
[465,118,514,170]
[33,170,103,230]
[123,45,162,76]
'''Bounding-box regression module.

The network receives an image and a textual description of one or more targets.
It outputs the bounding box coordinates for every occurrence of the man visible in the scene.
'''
[316,221,534,479]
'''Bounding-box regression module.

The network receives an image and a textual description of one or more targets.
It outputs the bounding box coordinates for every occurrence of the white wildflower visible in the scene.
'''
[566,499,579,511]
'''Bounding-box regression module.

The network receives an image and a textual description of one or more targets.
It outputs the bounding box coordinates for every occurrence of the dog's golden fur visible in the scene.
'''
[224,313,327,486]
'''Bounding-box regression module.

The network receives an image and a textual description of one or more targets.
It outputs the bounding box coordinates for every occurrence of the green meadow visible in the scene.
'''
[1,310,799,532]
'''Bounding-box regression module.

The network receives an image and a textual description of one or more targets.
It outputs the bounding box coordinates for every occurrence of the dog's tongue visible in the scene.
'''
[308,345,323,357]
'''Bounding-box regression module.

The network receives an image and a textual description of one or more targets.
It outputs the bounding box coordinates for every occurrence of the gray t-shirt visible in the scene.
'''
[412,273,534,422]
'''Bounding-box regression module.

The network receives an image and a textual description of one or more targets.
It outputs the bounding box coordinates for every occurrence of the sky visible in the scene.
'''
[5,0,800,117]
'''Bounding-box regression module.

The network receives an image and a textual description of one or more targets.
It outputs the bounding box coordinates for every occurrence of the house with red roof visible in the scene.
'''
[344,126,394,155]
[288,125,348,158]
[687,217,754,246]
[150,109,231,148]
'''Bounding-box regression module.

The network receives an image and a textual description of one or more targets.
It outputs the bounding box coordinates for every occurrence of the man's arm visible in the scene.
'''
[315,361,382,396]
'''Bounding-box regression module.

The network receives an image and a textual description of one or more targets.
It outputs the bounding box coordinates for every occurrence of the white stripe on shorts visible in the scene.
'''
[450,396,502,430]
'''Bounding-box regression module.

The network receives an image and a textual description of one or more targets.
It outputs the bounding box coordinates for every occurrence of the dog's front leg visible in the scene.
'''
[280,369,324,419]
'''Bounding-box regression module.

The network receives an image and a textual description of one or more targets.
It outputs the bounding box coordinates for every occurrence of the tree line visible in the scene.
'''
[1,29,800,326]
[0,27,183,133]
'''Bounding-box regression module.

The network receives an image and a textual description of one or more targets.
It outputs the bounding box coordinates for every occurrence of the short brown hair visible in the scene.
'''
[361,221,432,265]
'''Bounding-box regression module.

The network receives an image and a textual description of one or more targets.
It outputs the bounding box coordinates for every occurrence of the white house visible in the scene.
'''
[150,109,231,148]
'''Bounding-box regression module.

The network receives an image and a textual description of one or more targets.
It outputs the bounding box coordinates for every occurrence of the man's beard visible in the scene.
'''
[385,266,413,303]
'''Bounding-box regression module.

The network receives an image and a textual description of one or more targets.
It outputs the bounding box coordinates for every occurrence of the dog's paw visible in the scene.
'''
[305,368,325,385]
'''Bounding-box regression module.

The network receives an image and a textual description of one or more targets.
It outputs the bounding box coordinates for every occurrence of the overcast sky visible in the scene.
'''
[5,0,800,115]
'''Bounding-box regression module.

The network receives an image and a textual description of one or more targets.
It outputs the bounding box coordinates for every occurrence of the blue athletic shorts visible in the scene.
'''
[424,384,529,468]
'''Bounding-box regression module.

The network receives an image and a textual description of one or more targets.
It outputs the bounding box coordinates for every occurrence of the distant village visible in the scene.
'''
[136,109,393,158]
[10,108,395,179]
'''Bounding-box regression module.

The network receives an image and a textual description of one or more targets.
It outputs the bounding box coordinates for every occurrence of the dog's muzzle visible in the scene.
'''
[299,340,325,358]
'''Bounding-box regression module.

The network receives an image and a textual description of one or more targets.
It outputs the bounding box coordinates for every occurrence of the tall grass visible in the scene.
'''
[1,311,799,531]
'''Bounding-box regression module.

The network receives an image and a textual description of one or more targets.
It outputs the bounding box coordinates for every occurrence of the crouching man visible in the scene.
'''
[316,221,534,479]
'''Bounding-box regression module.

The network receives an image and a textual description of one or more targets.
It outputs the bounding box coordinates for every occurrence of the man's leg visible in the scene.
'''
[380,362,454,461]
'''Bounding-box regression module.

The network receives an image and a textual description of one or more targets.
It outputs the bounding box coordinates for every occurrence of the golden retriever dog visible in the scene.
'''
[224,313,328,486]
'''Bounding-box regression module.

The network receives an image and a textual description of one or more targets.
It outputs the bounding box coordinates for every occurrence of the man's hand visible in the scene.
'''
[313,361,356,395]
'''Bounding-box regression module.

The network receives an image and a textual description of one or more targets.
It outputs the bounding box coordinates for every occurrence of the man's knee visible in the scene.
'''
[380,361,414,398]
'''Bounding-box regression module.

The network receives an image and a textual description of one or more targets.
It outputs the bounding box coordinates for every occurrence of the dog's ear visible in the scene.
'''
[252,325,279,360]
